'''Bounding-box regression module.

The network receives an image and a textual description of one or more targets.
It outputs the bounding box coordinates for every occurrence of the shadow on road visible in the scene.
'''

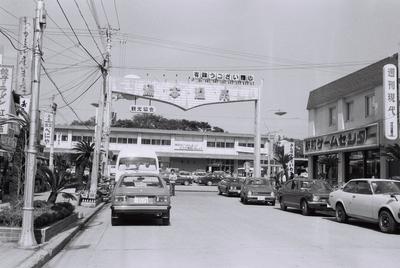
[323,217,400,235]
[273,207,334,217]
[114,216,166,226]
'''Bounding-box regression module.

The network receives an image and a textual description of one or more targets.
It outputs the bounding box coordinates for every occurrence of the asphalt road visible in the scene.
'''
[45,191,400,268]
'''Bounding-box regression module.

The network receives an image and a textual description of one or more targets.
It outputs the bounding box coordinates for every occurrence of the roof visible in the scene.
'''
[307,54,398,110]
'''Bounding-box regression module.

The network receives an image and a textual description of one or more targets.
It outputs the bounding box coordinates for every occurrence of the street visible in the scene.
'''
[45,191,400,268]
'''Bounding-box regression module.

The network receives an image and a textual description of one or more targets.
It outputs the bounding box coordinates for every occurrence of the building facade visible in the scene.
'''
[47,125,283,175]
[305,54,400,185]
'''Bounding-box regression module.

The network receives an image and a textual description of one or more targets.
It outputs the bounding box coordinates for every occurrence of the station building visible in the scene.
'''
[47,125,284,175]
[305,54,400,185]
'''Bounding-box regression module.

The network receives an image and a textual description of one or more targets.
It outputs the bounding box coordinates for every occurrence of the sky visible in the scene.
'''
[1,0,400,138]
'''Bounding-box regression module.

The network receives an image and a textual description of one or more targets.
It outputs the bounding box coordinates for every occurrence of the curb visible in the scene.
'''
[18,202,106,268]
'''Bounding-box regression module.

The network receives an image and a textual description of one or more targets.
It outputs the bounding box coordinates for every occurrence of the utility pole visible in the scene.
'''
[18,0,45,248]
[49,96,57,172]
[88,28,111,203]
[102,69,112,179]
[253,80,262,178]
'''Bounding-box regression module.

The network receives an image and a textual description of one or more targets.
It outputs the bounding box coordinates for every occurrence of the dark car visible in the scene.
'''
[176,170,194,185]
[278,178,333,215]
[240,177,276,205]
[197,174,224,186]
[217,177,243,196]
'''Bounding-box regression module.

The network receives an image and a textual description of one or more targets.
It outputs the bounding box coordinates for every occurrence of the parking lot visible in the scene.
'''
[46,190,400,268]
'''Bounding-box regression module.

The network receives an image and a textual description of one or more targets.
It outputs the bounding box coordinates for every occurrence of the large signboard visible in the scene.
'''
[284,142,295,175]
[130,105,155,114]
[42,112,53,146]
[111,75,259,111]
[15,17,33,95]
[304,124,378,155]
[0,65,13,134]
[383,64,398,140]
[173,140,203,151]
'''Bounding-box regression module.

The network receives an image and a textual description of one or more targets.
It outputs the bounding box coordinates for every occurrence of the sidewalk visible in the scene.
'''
[0,195,105,268]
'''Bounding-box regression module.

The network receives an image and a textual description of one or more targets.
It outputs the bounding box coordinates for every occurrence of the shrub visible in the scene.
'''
[0,208,23,227]
[33,200,48,208]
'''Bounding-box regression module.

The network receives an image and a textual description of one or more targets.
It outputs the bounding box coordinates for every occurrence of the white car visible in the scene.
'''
[329,178,400,233]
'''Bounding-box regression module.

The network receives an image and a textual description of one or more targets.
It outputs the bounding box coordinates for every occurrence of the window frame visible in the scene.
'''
[329,106,337,127]
[345,101,354,122]
[365,94,376,117]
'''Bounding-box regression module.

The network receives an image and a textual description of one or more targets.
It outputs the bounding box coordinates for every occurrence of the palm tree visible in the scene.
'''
[274,146,293,179]
[37,155,76,204]
[73,140,94,187]
[381,144,400,161]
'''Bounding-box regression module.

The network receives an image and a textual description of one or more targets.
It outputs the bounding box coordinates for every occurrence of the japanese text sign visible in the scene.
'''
[15,17,33,95]
[0,65,13,135]
[42,112,53,146]
[383,64,398,140]
[129,105,156,114]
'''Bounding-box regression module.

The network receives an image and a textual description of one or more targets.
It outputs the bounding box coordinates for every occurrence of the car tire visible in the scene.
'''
[207,181,213,186]
[218,189,222,195]
[244,197,248,204]
[162,211,170,226]
[379,210,397,233]
[301,200,311,216]
[280,198,287,211]
[184,180,190,186]
[335,203,348,223]
[271,201,276,206]
[240,196,244,203]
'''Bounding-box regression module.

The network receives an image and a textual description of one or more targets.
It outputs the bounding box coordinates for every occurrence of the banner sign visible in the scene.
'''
[20,95,31,114]
[284,142,295,175]
[15,17,33,95]
[173,141,203,151]
[192,71,254,84]
[42,112,53,145]
[383,64,398,140]
[304,124,378,154]
[111,76,259,111]
[129,105,155,114]
[0,65,13,135]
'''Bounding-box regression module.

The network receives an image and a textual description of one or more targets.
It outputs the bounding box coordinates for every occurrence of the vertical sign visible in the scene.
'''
[383,64,398,140]
[0,65,13,134]
[15,17,33,95]
[20,95,31,114]
[42,112,53,146]
[284,142,295,176]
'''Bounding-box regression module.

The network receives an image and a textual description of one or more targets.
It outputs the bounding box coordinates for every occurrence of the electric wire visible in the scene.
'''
[0,27,28,52]
[0,5,18,20]
[100,0,111,27]
[113,0,121,30]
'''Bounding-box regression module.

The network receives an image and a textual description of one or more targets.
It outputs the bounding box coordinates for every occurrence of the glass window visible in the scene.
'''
[161,139,171,145]
[371,181,400,194]
[343,181,357,193]
[365,94,376,117]
[207,141,215,147]
[346,101,353,121]
[61,135,68,141]
[118,157,157,171]
[141,138,151,145]
[329,107,337,126]
[117,137,127,144]
[119,175,162,188]
[216,142,225,148]
[247,143,254,148]
[355,181,372,195]
[346,151,364,181]
[151,139,161,145]
[127,138,137,144]
[238,142,247,147]
[110,137,117,143]
[225,142,234,148]
[72,135,82,142]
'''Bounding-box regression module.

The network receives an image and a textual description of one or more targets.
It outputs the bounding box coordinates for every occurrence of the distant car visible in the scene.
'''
[176,170,193,185]
[192,170,208,183]
[218,177,242,196]
[240,178,276,205]
[329,179,400,233]
[278,179,332,215]
[197,174,224,186]
[160,172,170,184]
[110,173,171,226]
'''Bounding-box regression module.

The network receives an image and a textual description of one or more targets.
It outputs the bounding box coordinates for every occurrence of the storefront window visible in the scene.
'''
[345,149,379,181]
[315,154,338,185]
[365,150,380,178]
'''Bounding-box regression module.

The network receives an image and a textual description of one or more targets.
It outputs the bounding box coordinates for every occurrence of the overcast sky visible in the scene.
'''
[1,0,400,138]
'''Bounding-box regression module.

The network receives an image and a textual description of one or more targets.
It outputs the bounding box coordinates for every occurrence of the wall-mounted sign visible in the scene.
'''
[192,71,254,84]
[15,17,33,95]
[173,141,203,151]
[284,142,295,175]
[304,124,378,155]
[129,105,155,114]
[42,112,53,145]
[112,77,259,111]
[383,64,398,140]
[0,65,13,135]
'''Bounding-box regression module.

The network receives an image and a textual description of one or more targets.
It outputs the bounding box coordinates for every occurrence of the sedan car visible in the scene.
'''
[197,174,224,186]
[329,179,400,233]
[176,170,193,185]
[278,178,332,215]
[218,177,243,196]
[240,178,276,205]
[110,173,171,226]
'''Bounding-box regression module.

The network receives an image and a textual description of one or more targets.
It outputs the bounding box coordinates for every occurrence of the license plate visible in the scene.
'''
[134,197,148,204]
[257,196,264,201]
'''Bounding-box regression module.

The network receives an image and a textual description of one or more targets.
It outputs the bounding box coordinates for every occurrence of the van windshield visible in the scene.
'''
[118,157,157,171]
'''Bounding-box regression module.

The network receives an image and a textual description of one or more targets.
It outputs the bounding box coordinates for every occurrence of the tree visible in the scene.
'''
[72,140,94,186]
[37,155,76,204]
[317,154,338,183]
[273,145,293,179]
[71,116,96,126]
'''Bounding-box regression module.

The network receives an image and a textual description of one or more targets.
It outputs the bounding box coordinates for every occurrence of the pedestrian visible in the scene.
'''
[290,172,294,180]
[169,169,177,196]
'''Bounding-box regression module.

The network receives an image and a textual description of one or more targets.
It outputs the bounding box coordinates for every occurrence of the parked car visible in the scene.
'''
[192,170,208,183]
[176,170,193,185]
[218,177,242,196]
[278,178,332,215]
[110,173,171,226]
[329,178,400,233]
[160,171,170,184]
[197,174,224,186]
[240,177,275,205]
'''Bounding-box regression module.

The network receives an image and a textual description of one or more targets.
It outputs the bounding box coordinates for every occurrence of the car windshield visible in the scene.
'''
[118,157,157,171]
[248,179,271,188]
[119,175,162,188]
[371,181,400,194]
[300,180,332,192]
[180,171,190,175]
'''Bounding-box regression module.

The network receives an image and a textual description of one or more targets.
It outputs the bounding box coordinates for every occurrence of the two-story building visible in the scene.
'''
[47,125,283,175]
[305,54,399,185]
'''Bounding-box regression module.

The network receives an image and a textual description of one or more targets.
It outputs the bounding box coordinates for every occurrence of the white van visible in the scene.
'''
[114,149,159,182]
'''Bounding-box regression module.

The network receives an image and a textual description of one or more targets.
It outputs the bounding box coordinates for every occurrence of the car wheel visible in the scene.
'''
[218,189,222,195]
[379,210,397,233]
[244,197,248,204]
[335,203,348,223]
[184,180,190,186]
[280,198,287,211]
[271,201,276,206]
[240,196,244,203]
[207,181,213,186]
[301,200,311,216]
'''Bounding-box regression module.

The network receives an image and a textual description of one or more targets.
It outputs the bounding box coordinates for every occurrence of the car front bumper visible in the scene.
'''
[247,195,275,203]
[308,201,332,210]
[111,205,171,217]
[227,189,241,195]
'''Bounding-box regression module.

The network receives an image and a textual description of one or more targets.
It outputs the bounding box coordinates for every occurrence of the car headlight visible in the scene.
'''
[114,195,126,202]
[230,186,235,190]
[312,195,320,202]
[156,196,169,203]
[248,191,252,196]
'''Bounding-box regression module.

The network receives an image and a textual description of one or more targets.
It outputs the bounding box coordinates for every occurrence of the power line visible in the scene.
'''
[100,0,111,27]
[59,74,102,108]
[0,5,18,20]
[0,27,27,52]
[55,0,103,68]
[113,0,121,30]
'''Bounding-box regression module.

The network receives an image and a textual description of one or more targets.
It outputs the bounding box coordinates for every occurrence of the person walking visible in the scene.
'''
[169,169,177,196]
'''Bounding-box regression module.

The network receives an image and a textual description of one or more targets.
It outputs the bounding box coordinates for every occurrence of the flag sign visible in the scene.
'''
[284,142,295,175]
[130,105,156,114]
[42,112,53,145]
[383,64,398,140]
[0,65,13,134]
[20,95,31,114]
